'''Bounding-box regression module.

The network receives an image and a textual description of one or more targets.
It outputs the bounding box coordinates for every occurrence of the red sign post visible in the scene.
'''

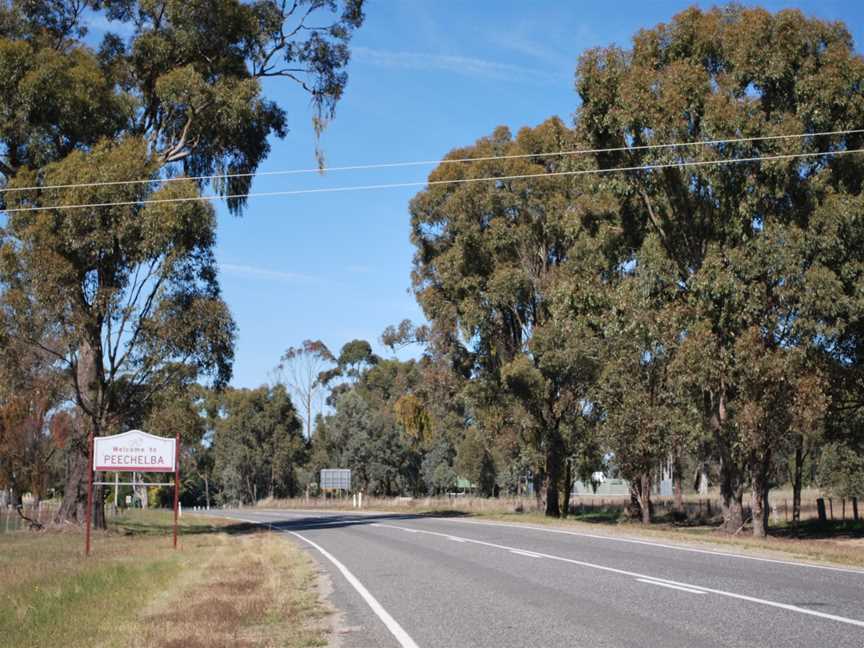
[85,429,180,556]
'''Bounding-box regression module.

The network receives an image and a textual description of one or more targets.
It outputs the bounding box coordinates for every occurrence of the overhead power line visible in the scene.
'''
[0,127,861,195]
[1,147,862,215]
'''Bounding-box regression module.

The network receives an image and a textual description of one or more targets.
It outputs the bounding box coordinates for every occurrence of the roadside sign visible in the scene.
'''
[93,430,176,472]
[320,469,351,490]
[85,428,181,557]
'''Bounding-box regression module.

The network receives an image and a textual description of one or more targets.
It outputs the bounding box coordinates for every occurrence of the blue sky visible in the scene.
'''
[108,1,864,388]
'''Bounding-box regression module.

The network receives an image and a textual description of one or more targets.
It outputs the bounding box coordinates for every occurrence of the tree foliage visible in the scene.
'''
[0,0,365,524]
[575,4,864,532]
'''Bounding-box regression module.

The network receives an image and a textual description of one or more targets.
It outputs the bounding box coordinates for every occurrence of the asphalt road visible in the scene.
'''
[217,509,864,648]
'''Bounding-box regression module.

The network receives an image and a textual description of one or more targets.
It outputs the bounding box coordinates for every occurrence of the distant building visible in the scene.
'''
[571,478,630,497]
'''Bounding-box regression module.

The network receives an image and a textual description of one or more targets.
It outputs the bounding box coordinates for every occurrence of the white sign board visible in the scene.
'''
[320,468,351,490]
[93,430,176,473]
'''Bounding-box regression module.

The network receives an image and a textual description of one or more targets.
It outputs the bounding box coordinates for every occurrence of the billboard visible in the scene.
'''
[93,430,176,473]
[320,468,351,490]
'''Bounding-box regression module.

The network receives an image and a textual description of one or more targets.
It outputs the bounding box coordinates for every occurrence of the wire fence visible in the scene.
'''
[0,501,58,533]
[0,500,127,534]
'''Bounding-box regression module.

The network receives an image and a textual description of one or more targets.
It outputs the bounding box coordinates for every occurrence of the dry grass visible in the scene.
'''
[134,528,329,648]
[0,510,330,648]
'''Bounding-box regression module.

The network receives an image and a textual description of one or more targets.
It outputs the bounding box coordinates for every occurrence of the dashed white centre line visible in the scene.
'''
[636,578,707,595]
[509,549,543,559]
[374,523,864,630]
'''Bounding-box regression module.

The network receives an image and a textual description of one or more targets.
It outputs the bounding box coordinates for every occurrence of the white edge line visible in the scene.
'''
[439,518,864,575]
[288,530,421,648]
[284,531,418,648]
[636,578,707,594]
[377,523,864,630]
[229,517,420,648]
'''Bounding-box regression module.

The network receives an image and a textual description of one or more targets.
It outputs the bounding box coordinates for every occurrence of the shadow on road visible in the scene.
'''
[214,510,472,533]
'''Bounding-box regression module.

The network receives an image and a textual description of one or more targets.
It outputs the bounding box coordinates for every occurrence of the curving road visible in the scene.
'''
[216,509,864,648]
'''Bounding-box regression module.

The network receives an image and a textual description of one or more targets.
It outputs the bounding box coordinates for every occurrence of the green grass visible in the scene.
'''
[0,510,331,648]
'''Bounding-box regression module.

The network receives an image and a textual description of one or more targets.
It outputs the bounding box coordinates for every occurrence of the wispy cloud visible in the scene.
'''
[220,263,323,285]
[486,31,572,70]
[352,46,564,85]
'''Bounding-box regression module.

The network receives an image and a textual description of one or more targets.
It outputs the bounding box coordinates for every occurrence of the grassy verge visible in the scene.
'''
[0,510,330,648]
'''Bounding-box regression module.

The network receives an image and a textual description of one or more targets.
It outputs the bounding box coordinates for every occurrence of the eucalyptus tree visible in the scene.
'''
[0,0,365,525]
[593,240,696,524]
[275,340,336,439]
[0,329,66,508]
[574,5,864,533]
[410,118,616,516]
[212,384,304,503]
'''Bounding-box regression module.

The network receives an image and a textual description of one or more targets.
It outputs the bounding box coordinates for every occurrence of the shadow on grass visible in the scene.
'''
[566,511,623,524]
[769,518,864,540]
[110,511,469,536]
[109,517,261,538]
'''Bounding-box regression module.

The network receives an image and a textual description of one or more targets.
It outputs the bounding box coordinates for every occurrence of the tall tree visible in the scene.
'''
[275,340,336,439]
[593,248,694,524]
[410,118,614,516]
[212,384,304,503]
[2,141,234,527]
[0,0,365,525]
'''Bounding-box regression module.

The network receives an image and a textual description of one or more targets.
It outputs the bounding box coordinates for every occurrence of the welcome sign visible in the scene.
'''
[93,430,176,473]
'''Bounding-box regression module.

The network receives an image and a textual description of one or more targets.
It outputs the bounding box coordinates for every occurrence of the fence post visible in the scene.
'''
[816,498,827,522]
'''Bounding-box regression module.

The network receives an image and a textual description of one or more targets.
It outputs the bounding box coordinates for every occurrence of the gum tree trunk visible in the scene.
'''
[711,386,745,533]
[55,429,89,523]
[719,455,745,533]
[56,339,106,528]
[792,438,804,526]
[672,454,684,517]
[751,455,771,538]
[544,430,563,518]
[750,444,772,538]
[561,458,572,518]
[638,473,653,524]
